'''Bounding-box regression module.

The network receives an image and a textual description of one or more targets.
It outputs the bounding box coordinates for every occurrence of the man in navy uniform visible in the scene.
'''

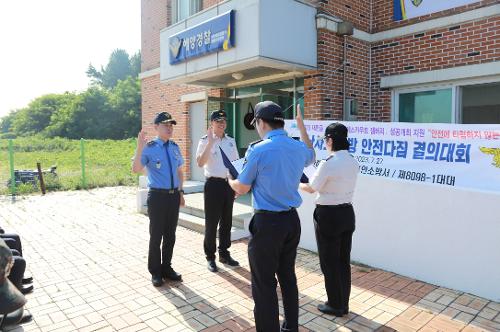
[229,101,314,332]
[196,110,240,272]
[132,112,185,287]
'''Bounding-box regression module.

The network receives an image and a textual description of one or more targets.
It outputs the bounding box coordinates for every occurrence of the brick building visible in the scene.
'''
[140,0,500,181]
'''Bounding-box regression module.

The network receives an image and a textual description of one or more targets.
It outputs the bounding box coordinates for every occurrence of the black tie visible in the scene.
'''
[165,142,174,189]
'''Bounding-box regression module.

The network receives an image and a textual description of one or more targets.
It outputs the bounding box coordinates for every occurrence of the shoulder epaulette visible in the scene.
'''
[170,140,178,146]
[146,140,156,147]
[249,139,263,147]
[201,135,208,139]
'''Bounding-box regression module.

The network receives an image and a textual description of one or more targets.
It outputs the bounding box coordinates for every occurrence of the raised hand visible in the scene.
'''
[207,126,216,145]
[296,104,305,130]
[137,130,148,150]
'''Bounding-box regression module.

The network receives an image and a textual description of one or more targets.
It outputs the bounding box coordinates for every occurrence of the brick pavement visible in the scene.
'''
[0,187,498,332]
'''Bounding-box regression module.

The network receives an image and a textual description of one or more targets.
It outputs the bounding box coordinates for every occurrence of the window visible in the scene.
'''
[461,82,500,124]
[397,88,453,123]
[394,80,500,124]
[172,0,201,24]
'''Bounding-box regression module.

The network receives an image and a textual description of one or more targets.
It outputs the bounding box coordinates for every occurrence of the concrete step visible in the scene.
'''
[178,212,250,241]
[179,205,250,229]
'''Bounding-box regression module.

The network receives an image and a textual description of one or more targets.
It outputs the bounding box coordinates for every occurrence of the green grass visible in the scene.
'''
[0,137,138,195]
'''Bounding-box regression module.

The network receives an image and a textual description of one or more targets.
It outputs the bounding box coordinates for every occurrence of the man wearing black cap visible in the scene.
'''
[132,112,184,287]
[300,122,359,317]
[196,110,240,272]
[228,101,315,332]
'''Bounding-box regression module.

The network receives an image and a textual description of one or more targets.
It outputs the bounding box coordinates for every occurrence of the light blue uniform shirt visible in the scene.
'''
[238,129,315,211]
[140,138,184,189]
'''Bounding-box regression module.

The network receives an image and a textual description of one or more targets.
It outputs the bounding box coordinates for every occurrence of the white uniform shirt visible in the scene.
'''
[196,134,240,178]
[309,150,359,205]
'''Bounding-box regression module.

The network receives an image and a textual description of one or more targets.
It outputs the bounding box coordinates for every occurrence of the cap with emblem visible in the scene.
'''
[0,239,26,315]
[210,110,227,122]
[251,101,284,125]
[154,112,177,125]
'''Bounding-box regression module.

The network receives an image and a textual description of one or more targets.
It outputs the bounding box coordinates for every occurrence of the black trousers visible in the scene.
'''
[203,178,235,260]
[248,209,301,332]
[147,190,180,277]
[1,234,22,256]
[313,205,355,312]
[9,255,26,289]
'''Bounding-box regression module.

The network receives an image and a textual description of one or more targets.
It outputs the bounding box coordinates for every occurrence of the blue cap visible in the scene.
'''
[251,101,284,125]
[210,110,227,121]
[154,112,177,125]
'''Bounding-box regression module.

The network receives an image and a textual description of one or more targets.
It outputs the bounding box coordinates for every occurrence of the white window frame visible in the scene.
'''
[171,0,201,24]
[391,75,500,124]
[392,84,457,123]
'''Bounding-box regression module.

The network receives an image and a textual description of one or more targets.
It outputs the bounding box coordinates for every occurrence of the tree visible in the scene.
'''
[108,77,142,138]
[9,93,75,137]
[86,49,140,89]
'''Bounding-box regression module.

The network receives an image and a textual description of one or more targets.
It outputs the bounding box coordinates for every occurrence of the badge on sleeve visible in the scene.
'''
[156,160,161,169]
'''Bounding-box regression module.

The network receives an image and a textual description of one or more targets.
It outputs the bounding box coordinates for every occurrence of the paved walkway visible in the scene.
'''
[0,187,499,332]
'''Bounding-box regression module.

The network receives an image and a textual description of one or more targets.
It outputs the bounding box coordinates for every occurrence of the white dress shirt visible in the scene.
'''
[309,150,359,205]
[196,134,240,178]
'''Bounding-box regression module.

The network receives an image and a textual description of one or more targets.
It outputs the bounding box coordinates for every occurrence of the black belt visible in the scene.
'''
[316,203,352,208]
[254,207,296,215]
[206,177,228,182]
[149,188,179,194]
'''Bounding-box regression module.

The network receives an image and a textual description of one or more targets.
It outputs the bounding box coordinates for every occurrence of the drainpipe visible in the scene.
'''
[337,22,354,120]
[369,0,373,121]
[343,35,347,120]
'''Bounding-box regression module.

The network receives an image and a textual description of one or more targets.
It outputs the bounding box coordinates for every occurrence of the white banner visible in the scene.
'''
[394,0,482,21]
[285,120,500,193]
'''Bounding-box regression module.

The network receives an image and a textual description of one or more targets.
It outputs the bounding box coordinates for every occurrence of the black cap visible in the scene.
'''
[210,110,227,122]
[324,122,348,139]
[251,101,284,125]
[154,112,177,125]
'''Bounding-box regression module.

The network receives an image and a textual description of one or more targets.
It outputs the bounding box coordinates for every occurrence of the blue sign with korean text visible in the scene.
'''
[169,10,235,65]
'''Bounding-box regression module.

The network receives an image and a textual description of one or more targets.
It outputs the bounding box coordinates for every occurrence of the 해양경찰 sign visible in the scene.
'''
[169,10,235,65]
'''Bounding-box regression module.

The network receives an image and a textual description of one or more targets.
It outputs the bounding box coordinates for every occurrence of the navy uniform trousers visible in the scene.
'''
[147,190,180,277]
[313,204,355,312]
[203,177,234,260]
[248,209,301,332]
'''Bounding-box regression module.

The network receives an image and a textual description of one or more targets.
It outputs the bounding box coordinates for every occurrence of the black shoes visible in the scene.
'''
[20,284,34,295]
[317,302,347,317]
[151,275,163,287]
[219,255,239,267]
[22,276,33,284]
[207,260,218,272]
[163,269,182,281]
[152,268,182,286]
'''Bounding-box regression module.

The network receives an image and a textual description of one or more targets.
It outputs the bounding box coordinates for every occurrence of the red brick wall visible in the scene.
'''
[304,31,371,121]
[141,0,168,71]
[318,0,372,32]
[371,15,500,121]
[372,0,498,33]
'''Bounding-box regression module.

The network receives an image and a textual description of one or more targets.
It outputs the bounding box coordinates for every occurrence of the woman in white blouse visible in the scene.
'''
[300,122,359,317]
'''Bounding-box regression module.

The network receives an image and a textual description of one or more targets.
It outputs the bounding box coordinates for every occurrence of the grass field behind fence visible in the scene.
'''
[0,138,138,195]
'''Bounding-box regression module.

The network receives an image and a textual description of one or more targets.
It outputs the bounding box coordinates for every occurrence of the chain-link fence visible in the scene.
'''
[0,138,138,196]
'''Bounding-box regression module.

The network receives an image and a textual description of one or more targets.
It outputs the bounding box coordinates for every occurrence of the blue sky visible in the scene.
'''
[0,0,141,118]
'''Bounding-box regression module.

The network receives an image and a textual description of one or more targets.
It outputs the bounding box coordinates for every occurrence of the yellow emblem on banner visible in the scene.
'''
[480,147,500,168]
[223,23,231,50]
